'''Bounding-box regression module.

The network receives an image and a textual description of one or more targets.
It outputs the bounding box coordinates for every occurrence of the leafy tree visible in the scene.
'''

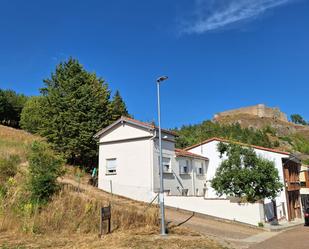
[211,142,283,203]
[20,96,46,134]
[110,90,130,121]
[39,58,112,168]
[27,141,64,204]
[290,114,307,125]
[0,89,27,128]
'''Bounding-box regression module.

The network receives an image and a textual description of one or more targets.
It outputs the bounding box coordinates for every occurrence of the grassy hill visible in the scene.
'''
[0,125,225,249]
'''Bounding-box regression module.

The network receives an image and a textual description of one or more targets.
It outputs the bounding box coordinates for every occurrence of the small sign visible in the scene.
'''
[99,204,111,237]
[101,206,111,220]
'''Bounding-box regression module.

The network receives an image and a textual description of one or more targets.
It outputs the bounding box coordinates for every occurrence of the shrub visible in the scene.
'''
[0,155,20,196]
[0,155,20,184]
[27,141,65,204]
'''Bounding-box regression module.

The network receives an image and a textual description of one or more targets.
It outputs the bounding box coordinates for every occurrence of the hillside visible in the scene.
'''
[175,113,309,164]
[214,113,309,162]
[0,125,225,249]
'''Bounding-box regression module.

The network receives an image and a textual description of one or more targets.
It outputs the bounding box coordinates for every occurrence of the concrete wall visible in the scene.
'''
[214,104,288,122]
[188,140,290,221]
[165,196,264,226]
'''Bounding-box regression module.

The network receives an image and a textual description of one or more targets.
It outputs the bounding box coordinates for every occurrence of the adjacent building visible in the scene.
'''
[186,137,302,222]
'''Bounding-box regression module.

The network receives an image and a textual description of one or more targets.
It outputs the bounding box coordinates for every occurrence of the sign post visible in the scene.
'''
[99,204,111,237]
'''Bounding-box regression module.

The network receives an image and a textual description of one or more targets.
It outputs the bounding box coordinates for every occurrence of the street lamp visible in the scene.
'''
[156,75,168,235]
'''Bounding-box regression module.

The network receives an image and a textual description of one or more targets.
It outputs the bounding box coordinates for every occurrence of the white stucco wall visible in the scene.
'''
[188,140,290,221]
[165,196,264,226]
[99,122,153,143]
[98,122,155,203]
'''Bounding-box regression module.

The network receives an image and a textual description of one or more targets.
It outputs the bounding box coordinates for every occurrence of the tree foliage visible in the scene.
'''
[20,96,47,134]
[211,142,283,203]
[175,121,273,149]
[290,114,307,125]
[110,90,130,121]
[19,58,129,169]
[27,141,64,204]
[0,89,28,128]
[38,58,112,167]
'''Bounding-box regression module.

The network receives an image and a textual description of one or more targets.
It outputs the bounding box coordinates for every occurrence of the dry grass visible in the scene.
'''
[0,231,227,249]
[0,126,227,249]
[0,125,40,161]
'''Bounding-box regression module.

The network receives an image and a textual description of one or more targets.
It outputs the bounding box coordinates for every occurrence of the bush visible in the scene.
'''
[0,155,20,196]
[292,135,309,154]
[27,141,65,204]
[0,155,20,184]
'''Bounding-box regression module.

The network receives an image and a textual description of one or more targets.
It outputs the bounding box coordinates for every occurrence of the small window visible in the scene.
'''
[106,158,117,174]
[162,157,171,173]
[196,162,204,175]
[180,159,190,174]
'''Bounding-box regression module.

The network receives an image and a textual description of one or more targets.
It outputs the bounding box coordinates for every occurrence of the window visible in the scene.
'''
[196,162,204,175]
[161,157,171,173]
[180,159,190,174]
[106,158,117,174]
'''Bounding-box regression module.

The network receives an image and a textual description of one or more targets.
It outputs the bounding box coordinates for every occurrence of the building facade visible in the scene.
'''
[186,137,302,222]
[94,116,208,202]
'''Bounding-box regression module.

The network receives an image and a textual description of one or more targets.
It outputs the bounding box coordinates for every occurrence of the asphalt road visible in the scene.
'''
[249,225,309,249]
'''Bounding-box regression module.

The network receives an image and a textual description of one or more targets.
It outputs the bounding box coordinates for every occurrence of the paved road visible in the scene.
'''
[249,226,308,249]
[165,208,263,248]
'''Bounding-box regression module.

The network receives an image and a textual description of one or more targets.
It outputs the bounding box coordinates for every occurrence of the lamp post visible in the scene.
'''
[156,75,168,235]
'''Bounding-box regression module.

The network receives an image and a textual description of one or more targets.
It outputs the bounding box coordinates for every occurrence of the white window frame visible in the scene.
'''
[179,159,190,174]
[106,158,117,175]
[160,157,171,173]
[196,161,205,176]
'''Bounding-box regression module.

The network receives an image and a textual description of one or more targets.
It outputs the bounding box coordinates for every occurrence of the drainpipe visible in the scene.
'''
[192,159,196,196]
[149,130,157,193]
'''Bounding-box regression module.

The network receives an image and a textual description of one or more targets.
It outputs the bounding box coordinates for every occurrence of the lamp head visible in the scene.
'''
[156,76,168,83]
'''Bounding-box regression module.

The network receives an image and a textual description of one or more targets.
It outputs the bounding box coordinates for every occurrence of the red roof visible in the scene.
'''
[185,137,291,156]
[175,148,208,160]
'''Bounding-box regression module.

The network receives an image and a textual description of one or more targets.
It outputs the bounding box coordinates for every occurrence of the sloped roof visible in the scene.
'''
[185,137,291,156]
[94,116,178,139]
[175,148,208,160]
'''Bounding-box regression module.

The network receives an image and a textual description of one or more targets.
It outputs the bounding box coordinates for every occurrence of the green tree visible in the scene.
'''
[0,89,28,128]
[27,141,64,204]
[110,90,130,121]
[20,96,46,134]
[290,114,307,125]
[39,58,111,167]
[211,142,283,203]
[174,121,272,149]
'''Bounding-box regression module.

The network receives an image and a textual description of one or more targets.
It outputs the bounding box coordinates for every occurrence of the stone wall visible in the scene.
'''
[214,104,288,122]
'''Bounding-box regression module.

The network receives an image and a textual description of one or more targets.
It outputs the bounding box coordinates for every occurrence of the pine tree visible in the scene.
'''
[40,58,111,168]
[110,90,130,121]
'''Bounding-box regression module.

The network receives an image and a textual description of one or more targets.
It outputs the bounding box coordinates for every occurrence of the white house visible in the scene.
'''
[94,117,301,225]
[185,137,302,222]
[94,116,208,203]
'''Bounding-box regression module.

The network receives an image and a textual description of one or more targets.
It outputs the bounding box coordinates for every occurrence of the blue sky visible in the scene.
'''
[0,0,308,128]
